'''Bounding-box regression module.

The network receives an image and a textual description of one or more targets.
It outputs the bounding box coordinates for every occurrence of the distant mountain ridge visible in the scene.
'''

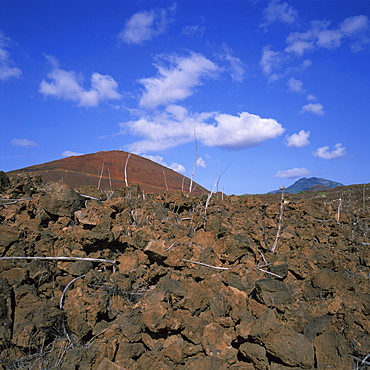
[270,177,344,194]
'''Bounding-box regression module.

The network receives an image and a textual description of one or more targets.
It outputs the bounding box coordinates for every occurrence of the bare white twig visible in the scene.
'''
[215,164,230,194]
[60,274,86,309]
[350,354,370,366]
[85,328,109,347]
[166,242,177,251]
[0,197,32,205]
[258,249,268,265]
[204,165,229,213]
[75,192,101,201]
[108,168,112,189]
[97,160,105,190]
[205,180,217,214]
[180,258,230,270]
[189,128,198,193]
[257,267,283,279]
[335,197,342,222]
[0,256,116,264]
[162,168,168,191]
[271,187,285,253]
[124,152,132,187]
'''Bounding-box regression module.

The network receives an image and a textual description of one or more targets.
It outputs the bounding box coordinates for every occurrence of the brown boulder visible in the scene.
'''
[261,326,315,368]
[239,342,268,370]
[254,279,293,307]
[0,224,20,254]
[40,182,84,217]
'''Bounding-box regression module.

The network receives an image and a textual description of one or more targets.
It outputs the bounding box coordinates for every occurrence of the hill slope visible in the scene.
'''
[6,151,208,195]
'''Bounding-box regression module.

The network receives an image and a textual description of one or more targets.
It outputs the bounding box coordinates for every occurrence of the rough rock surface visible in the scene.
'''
[0,174,369,369]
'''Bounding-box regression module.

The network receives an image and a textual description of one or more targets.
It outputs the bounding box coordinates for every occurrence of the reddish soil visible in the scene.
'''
[0,173,369,369]
[6,151,208,195]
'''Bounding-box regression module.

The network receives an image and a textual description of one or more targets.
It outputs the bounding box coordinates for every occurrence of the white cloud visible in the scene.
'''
[170,163,186,174]
[120,105,285,153]
[218,45,246,82]
[260,45,284,81]
[138,52,219,109]
[300,102,324,115]
[39,55,121,107]
[196,157,206,168]
[118,5,175,45]
[306,94,317,101]
[143,154,186,174]
[260,0,298,30]
[285,15,369,56]
[181,25,205,37]
[313,143,346,160]
[0,32,22,81]
[340,15,369,35]
[62,150,83,157]
[287,77,304,93]
[275,167,312,179]
[285,130,310,147]
[11,138,38,148]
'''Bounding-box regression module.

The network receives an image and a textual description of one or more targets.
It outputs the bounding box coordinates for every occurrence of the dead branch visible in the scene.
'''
[271,187,285,253]
[0,197,33,205]
[180,258,230,270]
[60,274,86,309]
[0,256,116,264]
[257,267,283,279]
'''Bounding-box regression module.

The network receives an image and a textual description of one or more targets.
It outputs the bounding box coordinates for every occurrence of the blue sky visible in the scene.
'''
[1,0,369,194]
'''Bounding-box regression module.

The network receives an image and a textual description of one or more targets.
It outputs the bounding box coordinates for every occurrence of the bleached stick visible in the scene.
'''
[189,128,198,193]
[335,197,342,222]
[97,160,105,190]
[60,274,86,309]
[75,192,101,201]
[271,187,285,253]
[0,256,116,264]
[162,168,168,191]
[257,267,283,279]
[0,197,32,205]
[180,258,230,270]
[124,150,134,187]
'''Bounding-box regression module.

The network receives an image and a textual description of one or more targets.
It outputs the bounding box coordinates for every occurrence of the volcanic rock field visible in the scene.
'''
[0,172,369,369]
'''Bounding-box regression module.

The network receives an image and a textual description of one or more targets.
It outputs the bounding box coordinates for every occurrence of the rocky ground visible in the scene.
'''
[0,172,369,369]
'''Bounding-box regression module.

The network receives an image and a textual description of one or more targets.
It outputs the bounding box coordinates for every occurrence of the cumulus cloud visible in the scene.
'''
[285,15,369,56]
[287,77,304,93]
[300,102,324,115]
[120,105,285,153]
[306,94,317,101]
[39,55,121,107]
[11,138,38,148]
[0,32,22,81]
[143,154,186,174]
[313,143,346,160]
[138,52,219,109]
[275,167,312,179]
[181,25,205,37]
[285,130,310,147]
[62,150,83,157]
[196,157,206,168]
[260,45,285,81]
[118,5,175,45]
[217,45,246,82]
[260,0,298,30]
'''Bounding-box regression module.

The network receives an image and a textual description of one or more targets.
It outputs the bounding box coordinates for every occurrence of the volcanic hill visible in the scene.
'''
[6,151,208,195]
